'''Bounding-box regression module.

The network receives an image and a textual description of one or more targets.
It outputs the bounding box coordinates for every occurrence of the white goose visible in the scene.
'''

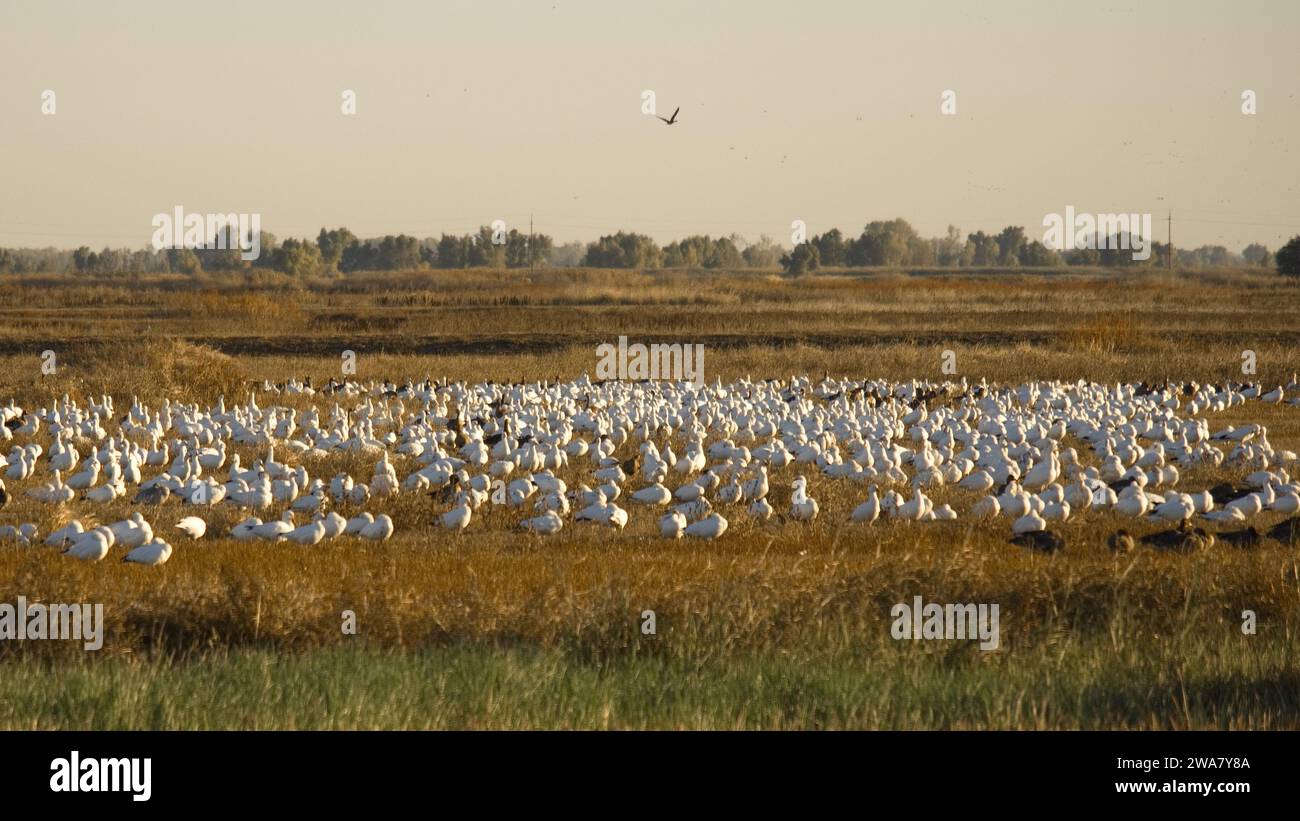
[789,476,819,521]
[283,516,326,546]
[175,516,207,539]
[64,527,114,561]
[893,488,932,521]
[253,511,295,541]
[0,522,39,547]
[971,495,1000,518]
[230,516,263,540]
[110,513,153,548]
[322,511,349,538]
[359,513,394,541]
[344,512,374,536]
[442,498,473,531]
[66,455,101,490]
[122,539,173,566]
[520,510,564,535]
[45,520,85,548]
[684,512,728,539]
[660,510,687,538]
[1013,510,1048,534]
[851,487,880,523]
[629,483,672,505]
[575,501,629,529]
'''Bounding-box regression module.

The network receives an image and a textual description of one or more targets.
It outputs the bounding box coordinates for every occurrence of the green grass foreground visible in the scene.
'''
[3,630,1297,730]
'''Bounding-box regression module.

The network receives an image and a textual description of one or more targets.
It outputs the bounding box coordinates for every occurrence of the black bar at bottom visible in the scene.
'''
[1,730,1284,808]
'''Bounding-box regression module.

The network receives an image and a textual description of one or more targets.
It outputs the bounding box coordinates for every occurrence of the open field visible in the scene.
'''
[2,267,1299,729]
[3,267,1299,389]
[6,634,1298,730]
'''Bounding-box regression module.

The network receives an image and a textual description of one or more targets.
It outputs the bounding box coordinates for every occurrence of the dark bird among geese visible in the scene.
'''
[483,417,512,447]
[1208,482,1253,506]
[1140,521,1214,552]
[133,485,170,505]
[1216,526,1262,549]
[1107,476,1139,493]
[1011,530,1065,553]
[428,476,462,505]
[621,454,640,477]
[1107,530,1134,553]
[1266,516,1300,546]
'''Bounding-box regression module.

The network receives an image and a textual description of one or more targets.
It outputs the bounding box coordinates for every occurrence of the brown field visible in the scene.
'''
[1,267,1299,729]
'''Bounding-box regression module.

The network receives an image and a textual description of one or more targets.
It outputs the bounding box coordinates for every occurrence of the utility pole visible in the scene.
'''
[1167,211,1172,270]
[529,213,535,274]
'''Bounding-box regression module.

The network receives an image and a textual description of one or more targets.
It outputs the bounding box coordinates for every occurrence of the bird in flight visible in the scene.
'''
[657,106,680,125]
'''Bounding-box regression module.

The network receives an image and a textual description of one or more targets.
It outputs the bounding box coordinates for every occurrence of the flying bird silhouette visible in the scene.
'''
[656,106,680,125]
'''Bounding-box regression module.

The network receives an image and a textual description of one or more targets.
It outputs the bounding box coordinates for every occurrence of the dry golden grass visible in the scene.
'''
[1,267,1299,728]
[2,268,1297,356]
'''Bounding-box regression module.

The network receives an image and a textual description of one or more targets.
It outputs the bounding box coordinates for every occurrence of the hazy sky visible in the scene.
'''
[2,0,1298,251]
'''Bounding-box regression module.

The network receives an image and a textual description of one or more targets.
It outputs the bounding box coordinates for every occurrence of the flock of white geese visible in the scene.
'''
[1,373,1299,564]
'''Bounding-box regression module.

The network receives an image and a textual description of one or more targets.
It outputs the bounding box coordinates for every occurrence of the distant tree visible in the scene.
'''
[907,234,935,266]
[131,249,160,272]
[194,224,242,270]
[584,232,662,268]
[1242,243,1271,267]
[1276,236,1300,276]
[166,247,202,274]
[461,226,501,267]
[813,229,846,267]
[1065,246,1101,266]
[0,246,76,274]
[780,242,820,275]
[706,236,742,268]
[662,235,739,268]
[336,234,422,271]
[687,236,715,267]
[0,244,151,274]
[549,241,586,267]
[92,247,133,274]
[585,236,615,267]
[1201,245,1231,267]
[419,237,438,267]
[435,233,467,268]
[1146,240,1171,268]
[527,233,554,267]
[317,227,357,271]
[503,230,533,267]
[271,238,323,277]
[663,237,703,268]
[933,225,964,267]
[848,219,919,266]
[251,232,280,268]
[338,239,368,272]
[1098,234,1137,267]
[962,231,1000,266]
[742,235,783,268]
[379,234,423,269]
[1017,240,1060,267]
[996,226,1026,266]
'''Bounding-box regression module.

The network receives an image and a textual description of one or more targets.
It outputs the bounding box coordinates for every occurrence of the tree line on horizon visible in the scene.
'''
[776,220,1286,275]
[0,219,1297,276]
